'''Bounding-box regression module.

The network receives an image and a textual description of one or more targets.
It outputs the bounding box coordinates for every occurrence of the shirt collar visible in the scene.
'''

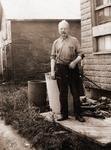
[60,35,69,41]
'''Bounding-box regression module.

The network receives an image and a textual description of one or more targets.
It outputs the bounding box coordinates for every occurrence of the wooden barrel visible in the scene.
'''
[28,80,46,112]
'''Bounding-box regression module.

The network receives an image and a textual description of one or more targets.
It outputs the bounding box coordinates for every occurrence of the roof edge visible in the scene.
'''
[7,18,81,22]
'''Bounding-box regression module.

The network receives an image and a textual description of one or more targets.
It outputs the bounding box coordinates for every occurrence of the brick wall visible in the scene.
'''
[81,0,111,91]
[9,20,80,80]
[81,0,93,54]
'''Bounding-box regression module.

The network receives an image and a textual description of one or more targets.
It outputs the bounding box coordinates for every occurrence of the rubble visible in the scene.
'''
[80,96,111,119]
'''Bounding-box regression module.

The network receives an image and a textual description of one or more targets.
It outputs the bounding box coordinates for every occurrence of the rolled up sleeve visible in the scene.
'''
[75,39,84,59]
[50,40,57,60]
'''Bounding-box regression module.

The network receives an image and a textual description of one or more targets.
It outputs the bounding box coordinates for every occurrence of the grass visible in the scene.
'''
[0,83,105,150]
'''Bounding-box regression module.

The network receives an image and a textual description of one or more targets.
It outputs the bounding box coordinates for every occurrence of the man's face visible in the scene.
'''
[58,23,70,39]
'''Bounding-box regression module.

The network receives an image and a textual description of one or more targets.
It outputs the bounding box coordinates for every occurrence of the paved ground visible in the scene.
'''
[0,120,35,150]
[1,112,111,149]
[42,112,111,147]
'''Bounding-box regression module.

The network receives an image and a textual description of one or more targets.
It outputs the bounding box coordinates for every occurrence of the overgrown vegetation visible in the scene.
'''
[0,83,102,150]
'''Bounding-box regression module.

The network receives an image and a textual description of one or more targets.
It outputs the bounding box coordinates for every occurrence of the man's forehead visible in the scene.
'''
[58,20,70,28]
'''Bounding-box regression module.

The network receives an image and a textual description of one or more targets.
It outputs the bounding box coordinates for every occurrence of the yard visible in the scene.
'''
[0,82,111,150]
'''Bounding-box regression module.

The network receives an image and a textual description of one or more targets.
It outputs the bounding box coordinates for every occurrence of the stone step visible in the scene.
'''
[41,112,111,149]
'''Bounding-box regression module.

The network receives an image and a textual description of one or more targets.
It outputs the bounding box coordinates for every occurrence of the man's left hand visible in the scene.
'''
[69,61,77,69]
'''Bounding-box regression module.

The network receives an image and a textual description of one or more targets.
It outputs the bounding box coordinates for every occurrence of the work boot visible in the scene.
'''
[57,116,68,121]
[75,116,85,122]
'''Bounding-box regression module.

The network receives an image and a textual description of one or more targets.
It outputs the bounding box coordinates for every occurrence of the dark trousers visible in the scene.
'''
[55,64,82,118]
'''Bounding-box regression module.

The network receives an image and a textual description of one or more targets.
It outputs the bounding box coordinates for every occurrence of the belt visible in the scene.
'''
[56,63,69,67]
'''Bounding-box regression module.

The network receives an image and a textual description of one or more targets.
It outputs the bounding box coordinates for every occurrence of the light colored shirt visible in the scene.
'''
[51,35,80,65]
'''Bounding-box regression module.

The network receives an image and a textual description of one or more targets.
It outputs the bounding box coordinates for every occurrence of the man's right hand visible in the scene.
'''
[51,59,56,80]
[51,71,55,80]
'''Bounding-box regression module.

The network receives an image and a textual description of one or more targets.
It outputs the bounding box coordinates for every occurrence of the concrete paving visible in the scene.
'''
[41,112,111,147]
[0,120,35,150]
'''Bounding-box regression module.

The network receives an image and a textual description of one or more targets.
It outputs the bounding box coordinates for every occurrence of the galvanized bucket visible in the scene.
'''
[45,72,60,114]
[28,80,46,112]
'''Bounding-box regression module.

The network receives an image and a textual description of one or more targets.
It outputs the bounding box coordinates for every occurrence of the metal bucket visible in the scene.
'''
[45,72,74,115]
[45,73,60,114]
[28,80,46,112]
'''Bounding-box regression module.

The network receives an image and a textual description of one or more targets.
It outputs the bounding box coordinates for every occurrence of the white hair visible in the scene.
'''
[58,20,70,28]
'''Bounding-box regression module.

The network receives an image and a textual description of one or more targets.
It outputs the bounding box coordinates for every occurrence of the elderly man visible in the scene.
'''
[50,20,85,122]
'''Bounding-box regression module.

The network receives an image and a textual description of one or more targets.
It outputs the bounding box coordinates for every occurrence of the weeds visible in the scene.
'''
[0,84,101,150]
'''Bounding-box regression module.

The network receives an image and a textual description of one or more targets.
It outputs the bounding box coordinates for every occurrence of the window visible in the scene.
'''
[96,0,103,7]
[93,0,111,52]
[96,0,111,7]
[95,0,111,25]
[97,35,111,52]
